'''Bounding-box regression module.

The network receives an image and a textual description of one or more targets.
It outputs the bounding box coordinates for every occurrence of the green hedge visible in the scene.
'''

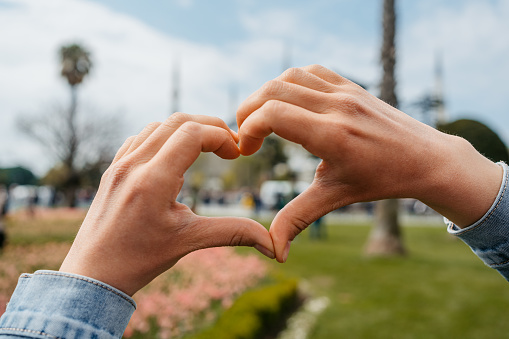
[188,279,299,339]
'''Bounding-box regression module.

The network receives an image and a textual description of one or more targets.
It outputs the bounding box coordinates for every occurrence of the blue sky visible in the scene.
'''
[0,0,508,174]
[87,0,381,46]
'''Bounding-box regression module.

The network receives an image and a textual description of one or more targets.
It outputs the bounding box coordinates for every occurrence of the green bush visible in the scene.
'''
[189,279,299,339]
[438,118,509,162]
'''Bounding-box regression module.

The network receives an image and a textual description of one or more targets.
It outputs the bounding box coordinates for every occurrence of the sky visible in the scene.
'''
[0,0,508,175]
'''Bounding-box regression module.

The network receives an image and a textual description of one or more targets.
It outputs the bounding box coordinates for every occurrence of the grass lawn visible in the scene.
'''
[5,211,509,338]
[5,210,83,245]
[261,222,509,339]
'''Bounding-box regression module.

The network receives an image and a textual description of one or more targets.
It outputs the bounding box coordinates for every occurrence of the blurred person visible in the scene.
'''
[0,65,508,339]
[0,187,7,215]
[26,187,39,219]
[0,185,7,251]
[309,216,326,240]
[253,189,262,217]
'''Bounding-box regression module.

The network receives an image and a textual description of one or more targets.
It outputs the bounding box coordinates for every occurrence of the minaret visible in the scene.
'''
[227,84,238,130]
[434,52,447,125]
[170,56,180,115]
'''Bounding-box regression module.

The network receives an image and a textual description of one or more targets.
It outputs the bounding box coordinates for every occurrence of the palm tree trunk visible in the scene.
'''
[365,0,406,256]
[64,85,79,208]
[366,199,405,255]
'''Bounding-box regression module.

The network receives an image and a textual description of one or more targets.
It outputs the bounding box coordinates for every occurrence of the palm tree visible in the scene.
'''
[364,0,406,256]
[59,43,92,207]
[19,43,122,207]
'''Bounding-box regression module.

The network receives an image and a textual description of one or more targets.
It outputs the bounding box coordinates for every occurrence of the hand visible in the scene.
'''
[60,113,275,296]
[237,65,502,263]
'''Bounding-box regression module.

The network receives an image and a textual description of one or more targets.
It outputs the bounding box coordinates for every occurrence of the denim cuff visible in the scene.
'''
[447,162,509,280]
[0,270,136,339]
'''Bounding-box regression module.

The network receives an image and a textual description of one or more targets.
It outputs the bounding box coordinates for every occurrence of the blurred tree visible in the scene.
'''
[438,119,509,163]
[18,43,121,207]
[223,135,289,189]
[0,167,38,186]
[365,0,406,256]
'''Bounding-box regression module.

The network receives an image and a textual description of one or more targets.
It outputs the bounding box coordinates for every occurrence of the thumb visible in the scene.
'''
[270,182,338,263]
[188,216,275,259]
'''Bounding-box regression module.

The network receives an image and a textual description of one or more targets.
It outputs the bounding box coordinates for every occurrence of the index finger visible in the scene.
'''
[300,64,352,86]
[152,121,240,179]
[236,68,337,129]
[238,100,322,156]
[129,113,238,164]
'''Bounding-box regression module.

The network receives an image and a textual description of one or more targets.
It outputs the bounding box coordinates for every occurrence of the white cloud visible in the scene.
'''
[237,6,379,86]
[398,0,509,140]
[240,8,302,39]
[0,0,282,174]
[175,0,193,9]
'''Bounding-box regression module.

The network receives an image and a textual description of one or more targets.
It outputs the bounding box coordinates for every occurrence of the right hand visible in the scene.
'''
[60,113,275,296]
[237,65,502,262]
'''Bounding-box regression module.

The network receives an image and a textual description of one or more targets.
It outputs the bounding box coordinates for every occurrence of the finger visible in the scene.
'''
[237,79,330,128]
[269,182,339,263]
[111,135,136,165]
[300,64,352,86]
[151,122,240,179]
[132,113,238,161]
[238,100,323,156]
[123,122,162,157]
[277,67,338,92]
[187,216,275,259]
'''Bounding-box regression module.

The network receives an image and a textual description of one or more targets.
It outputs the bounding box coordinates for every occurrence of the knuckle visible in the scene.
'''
[177,121,204,141]
[102,159,133,187]
[124,135,136,144]
[261,99,283,114]
[209,115,226,126]
[166,112,191,126]
[228,229,245,247]
[179,120,202,134]
[305,64,326,72]
[336,93,363,113]
[292,214,311,233]
[145,121,162,131]
[261,80,284,97]
[277,209,311,238]
[281,67,303,81]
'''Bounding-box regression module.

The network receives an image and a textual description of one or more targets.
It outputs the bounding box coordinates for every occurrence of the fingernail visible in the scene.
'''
[282,241,291,263]
[254,244,275,259]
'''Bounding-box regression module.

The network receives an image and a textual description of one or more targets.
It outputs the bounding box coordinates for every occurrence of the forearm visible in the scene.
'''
[0,271,135,339]
[446,162,509,280]
[415,133,504,228]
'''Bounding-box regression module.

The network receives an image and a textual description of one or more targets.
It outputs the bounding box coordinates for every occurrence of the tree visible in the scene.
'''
[0,166,38,186]
[364,0,406,256]
[18,43,121,206]
[438,119,509,163]
[223,135,289,189]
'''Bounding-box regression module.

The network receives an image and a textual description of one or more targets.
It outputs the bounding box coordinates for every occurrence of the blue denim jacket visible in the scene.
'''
[447,161,509,280]
[0,163,508,338]
[0,271,135,338]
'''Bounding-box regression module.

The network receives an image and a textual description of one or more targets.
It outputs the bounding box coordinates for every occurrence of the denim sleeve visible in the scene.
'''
[0,270,136,339]
[447,162,509,281]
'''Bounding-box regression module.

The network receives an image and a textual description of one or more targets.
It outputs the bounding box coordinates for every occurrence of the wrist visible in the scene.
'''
[59,247,144,297]
[417,133,503,227]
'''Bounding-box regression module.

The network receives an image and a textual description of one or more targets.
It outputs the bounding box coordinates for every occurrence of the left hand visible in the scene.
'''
[60,113,275,296]
[236,65,502,263]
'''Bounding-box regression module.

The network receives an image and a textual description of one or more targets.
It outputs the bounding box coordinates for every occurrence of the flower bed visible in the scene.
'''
[0,242,268,339]
[126,247,267,338]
